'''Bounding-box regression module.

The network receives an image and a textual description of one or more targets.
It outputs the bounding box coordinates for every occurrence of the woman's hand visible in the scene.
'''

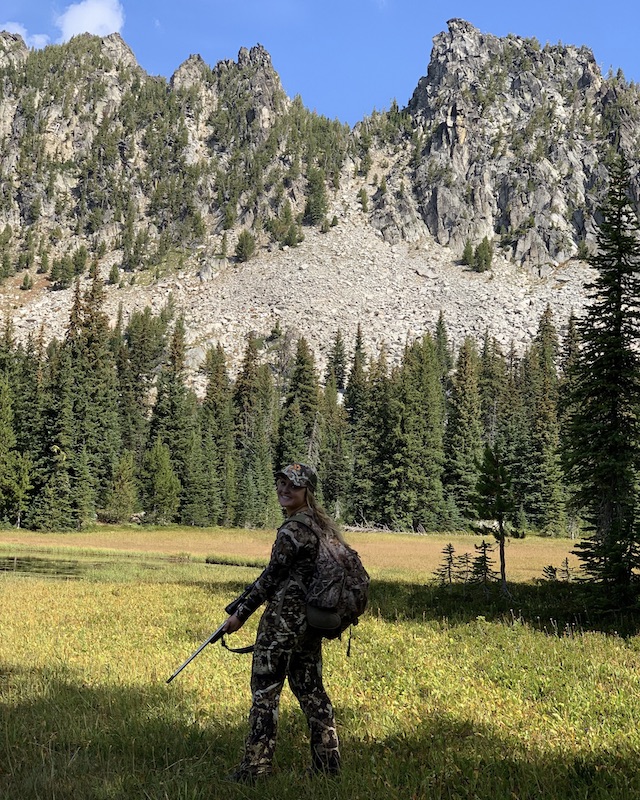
[223,613,244,634]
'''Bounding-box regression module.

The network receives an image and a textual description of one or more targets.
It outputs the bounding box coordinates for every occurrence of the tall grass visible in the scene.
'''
[1,532,640,799]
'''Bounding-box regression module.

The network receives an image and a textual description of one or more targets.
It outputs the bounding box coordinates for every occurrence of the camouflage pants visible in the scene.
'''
[240,617,340,775]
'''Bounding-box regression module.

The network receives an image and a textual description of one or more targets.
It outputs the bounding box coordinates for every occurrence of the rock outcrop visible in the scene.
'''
[1,20,637,380]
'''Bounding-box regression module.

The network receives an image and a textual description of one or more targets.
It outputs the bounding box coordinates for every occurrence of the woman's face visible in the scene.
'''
[276,476,308,515]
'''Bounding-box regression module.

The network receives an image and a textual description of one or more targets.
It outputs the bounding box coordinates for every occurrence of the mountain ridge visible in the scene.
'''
[2,19,636,375]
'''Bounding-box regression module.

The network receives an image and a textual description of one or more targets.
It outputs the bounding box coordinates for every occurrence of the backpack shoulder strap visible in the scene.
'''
[286,511,315,530]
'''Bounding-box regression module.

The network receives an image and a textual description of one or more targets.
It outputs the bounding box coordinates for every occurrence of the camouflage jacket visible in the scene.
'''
[234,513,319,624]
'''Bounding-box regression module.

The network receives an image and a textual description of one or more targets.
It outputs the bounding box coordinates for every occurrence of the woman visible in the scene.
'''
[223,462,341,783]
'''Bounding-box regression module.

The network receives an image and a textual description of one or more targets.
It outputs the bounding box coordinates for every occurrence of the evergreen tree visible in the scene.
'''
[103,449,138,523]
[434,311,453,383]
[344,323,368,426]
[117,305,170,458]
[318,371,350,520]
[235,229,256,262]
[382,336,446,530]
[498,349,533,530]
[27,342,76,529]
[141,438,181,524]
[562,154,640,590]
[473,444,517,593]
[201,344,237,526]
[0,374,20,523]
[68,268,122,507]
[478,333,508,446]
[443,337,484,519]
[525,307,566,536]
[71,445,96,529]
[277,336,320,465]
[26,444,74,531]
[233,336,280,526]
[149,318,206,522]
[325,329,347,391]
[303,167,328,225]
[235,364,280,528]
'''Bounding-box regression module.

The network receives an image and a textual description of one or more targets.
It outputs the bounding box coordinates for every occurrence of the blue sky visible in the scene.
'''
[3,0,640,126]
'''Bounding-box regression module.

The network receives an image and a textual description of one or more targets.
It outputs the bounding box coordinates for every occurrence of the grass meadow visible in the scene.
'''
[2,527,640,799]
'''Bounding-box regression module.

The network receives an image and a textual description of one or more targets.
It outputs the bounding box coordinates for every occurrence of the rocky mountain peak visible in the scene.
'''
[1,20,639,378]
[98,31,139,71]
[170,53,208,90]
[0,31,29,70]
[402,19,640,267]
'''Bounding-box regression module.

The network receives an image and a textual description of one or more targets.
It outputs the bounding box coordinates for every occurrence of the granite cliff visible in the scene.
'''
[2,19,638,375]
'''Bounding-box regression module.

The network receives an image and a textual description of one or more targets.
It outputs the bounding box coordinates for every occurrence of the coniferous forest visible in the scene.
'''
[1,155,640,595]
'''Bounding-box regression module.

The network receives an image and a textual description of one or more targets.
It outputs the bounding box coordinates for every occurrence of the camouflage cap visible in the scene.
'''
[275,463,318,492]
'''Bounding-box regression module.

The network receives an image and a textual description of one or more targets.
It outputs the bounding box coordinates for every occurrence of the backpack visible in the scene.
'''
[289,513,370,639]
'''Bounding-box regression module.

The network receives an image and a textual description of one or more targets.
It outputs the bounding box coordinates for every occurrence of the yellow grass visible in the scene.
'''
[0,525,580,583]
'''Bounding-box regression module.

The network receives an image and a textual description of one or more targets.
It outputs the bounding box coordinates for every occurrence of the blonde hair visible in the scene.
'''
[305,489,346,544]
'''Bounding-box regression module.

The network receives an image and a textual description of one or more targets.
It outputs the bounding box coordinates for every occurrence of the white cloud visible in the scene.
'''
[55,0,125,42]
[0,20,50,48]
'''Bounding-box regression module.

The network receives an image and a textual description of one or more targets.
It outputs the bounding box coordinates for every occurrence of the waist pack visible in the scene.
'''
[289,513,370,639]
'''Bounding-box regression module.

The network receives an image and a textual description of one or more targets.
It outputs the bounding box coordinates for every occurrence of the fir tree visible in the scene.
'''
[201,344,237,526]
[318,371,350,520]
[68,267,122,506]
[443,337,484,520]
[149,318,206,522]
[325,329,347,391]
[277,336,320,466]
[525,307,566,536]
[478,333,508,447]
[141,438,181,524]
[382,336,446,530]
[0,374,19,523]
[348,347,391,524]
[344,324,367,426]
[562,154,640,591]
[103,449,138,523]
[473,444,517,593]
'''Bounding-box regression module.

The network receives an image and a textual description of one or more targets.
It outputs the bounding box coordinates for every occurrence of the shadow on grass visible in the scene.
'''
[369,578,640,637]
[2,665,639,800]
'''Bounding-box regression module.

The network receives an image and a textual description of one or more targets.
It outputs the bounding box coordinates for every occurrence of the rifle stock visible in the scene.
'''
[165,584,253,684]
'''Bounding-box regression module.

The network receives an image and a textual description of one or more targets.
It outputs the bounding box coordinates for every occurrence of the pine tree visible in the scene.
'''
[149,318,206,522]
[348,347,395,524]
[68,267,122,507]
[325,329,347,391]
[0,374,19,523]
[72,445,96,529]
[443,337,484,520]
[233,336,280,527]
[117,305,170,458]
[277,336,320,466]
[473,444,517,593]
[141,438,181,524]
[201,344,237,526]
[562,154,640,590]
[318,371,350,519]
[382,336,446,530]
[478,333,508,446]
[525,307,566,536]
[27,342,76,530]
[235,365,280,528]
[103,449,138,523]
[27,445,74,531]
[344,324,367,426]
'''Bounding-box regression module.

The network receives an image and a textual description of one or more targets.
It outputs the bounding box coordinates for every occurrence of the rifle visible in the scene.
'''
[166,583,254,684]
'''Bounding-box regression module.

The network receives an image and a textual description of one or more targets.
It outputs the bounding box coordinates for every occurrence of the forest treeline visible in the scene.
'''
[0,264,573,538]
[2,152,640,604]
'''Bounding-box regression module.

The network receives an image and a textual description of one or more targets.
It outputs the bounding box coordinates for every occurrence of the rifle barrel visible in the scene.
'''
[166,621,226,684]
